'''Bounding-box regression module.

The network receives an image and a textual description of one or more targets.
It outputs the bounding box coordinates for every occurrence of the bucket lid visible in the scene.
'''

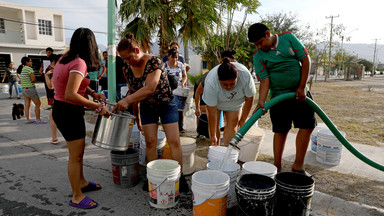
[206,161,240,173]
[318,129,346,138]
[243,161,277,175]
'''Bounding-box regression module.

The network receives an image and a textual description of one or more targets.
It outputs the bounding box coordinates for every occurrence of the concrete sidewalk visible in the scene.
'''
[0,82,384,216]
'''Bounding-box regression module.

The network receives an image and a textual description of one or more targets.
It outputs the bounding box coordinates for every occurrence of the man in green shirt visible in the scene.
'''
[248,23,316,176]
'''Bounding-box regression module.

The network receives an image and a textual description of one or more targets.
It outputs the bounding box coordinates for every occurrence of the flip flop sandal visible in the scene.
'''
[291,169,311,177]
[81,182,102,193]
[69,196,98,209]
[51,139,59,144]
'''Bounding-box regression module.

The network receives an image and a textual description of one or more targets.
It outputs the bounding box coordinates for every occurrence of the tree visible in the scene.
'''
[358,58,373,72]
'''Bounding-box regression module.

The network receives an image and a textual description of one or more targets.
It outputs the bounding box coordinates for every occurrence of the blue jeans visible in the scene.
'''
[9,81,19,97]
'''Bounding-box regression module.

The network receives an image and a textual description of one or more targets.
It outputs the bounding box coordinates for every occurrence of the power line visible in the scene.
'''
[0,17,107,35]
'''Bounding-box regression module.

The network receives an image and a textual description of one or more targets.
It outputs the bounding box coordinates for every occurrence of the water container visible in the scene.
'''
[180,137,197,175]
[241,161,277,178]
[316,129,346,165]
[139,131,167,166]
[110,148,140,188]
[128,125,140,149]
[207,161,240,209]
[147,159,181,209]
[236,174,276,216]
[208,146,239,163]
[274,172,315,216]
[310,123,328,153]
[192,170,230,216]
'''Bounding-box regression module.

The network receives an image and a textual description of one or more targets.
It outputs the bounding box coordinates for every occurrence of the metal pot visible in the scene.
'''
[92,110,136,151]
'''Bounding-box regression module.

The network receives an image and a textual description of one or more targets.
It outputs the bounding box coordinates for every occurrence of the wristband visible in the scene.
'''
[95,102,105,114]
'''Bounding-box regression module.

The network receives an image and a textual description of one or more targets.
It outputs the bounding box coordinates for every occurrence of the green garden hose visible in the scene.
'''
[230,92,384,172]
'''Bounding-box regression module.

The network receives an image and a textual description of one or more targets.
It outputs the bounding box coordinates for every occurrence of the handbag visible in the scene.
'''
[167,75,178,90]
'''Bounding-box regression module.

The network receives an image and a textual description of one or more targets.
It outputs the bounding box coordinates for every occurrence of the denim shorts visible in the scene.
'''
[140,98,179,125]
[22,87,39,99]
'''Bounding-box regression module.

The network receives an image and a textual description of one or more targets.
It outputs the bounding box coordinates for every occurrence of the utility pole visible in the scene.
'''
[325,15,339,82]
[371,38,380,76]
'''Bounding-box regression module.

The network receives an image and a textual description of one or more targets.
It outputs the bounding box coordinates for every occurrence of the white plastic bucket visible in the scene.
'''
[2,85,9,93]
[192,170,230,215]
[139,131,167,166]
[180,137,197,175]
[173,87,189,97]
[207,161,240,209]
[241,161,277,178]
[310,123,328,153]
[316,129,346,165]
[208,146,239,163]
[147,159,181,209]
[237,137,261,162]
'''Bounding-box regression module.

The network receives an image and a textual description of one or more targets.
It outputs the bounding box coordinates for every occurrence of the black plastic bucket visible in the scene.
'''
[274,172,315,216]
[110,148,140,188]
[235,174,276,216]
[197,113,209,138]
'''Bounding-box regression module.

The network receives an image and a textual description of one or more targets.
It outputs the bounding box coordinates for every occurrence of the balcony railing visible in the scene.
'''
[0,30,23,44]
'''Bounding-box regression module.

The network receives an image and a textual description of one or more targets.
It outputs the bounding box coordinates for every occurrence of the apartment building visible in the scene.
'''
[0,1,65,79]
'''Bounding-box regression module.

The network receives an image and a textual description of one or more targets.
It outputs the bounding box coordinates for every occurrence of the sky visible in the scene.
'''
[1,0,383,48]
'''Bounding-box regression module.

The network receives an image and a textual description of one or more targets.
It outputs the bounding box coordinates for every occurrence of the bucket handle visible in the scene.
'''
[193,191,217,207]
[148,176,170,193]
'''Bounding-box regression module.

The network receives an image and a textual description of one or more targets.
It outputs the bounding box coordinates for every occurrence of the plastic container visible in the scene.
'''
[207,161,241,209]
[146,159,181,209]
[241,161,277,179]
[310,123,328,153]
[238,126,264,162]
[192,170,230,216]
[208,146,239,163]
[180,137,197,175]
[236,174,276,216]
[110,148,140,188]
[274,172,315,216]
[129,125,140,149]
[139,131,167,166]
[316,129,346,165]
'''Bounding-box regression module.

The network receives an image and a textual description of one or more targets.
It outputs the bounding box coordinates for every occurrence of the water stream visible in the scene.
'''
[218,145,234,172]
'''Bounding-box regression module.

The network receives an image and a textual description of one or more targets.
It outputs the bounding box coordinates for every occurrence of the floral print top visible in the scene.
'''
[124,56,173,107]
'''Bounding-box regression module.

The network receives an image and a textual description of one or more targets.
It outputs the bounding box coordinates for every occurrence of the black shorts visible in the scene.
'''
[52,100,86,141]
[270,91,317,133]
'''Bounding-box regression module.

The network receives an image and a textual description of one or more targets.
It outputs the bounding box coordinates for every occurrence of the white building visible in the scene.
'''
[0,1,65,78]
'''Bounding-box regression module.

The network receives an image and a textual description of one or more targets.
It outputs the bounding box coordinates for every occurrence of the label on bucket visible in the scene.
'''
[193,195,227,216]
[112,164,121,185]
[148,180,179,208]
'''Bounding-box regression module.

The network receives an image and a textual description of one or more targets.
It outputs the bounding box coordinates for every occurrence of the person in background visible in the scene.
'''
[2,62,20,99]
[52,28,110,209]
[88,54,105,96]
[203,57,256,146]
[113,33,189,192]
[39,47,54,108]
[248,23,316,176]
[115,52,127,101]
[162,41,191,73]
[164,48,187,133]
[44,54,62,144]
[19,57,47,124]
[194,50,238,139]
[98,51,108,91]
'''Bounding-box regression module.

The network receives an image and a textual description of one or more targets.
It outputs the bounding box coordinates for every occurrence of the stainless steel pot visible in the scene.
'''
[92,109,136,151]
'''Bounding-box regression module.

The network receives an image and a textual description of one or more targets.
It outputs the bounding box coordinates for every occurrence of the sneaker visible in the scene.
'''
[25,120,36,124]
[17,96,20,99]
[34,120,48,124]
[179,174,190,193]
[8,96,13,99]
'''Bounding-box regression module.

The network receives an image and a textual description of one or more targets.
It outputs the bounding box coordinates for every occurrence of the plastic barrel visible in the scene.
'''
[110,148,140,188]
[207,161,240,209]
[192,170,230,216]
[146,159,181,209]
[274,172,315,216]
[235,174,276,216]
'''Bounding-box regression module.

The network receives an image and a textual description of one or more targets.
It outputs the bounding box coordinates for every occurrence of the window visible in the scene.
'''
[38,19,52,35]
[0,19,5,33]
